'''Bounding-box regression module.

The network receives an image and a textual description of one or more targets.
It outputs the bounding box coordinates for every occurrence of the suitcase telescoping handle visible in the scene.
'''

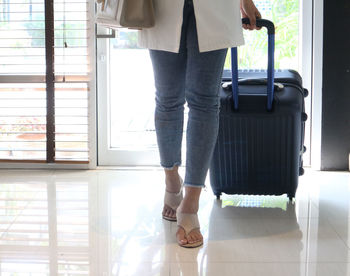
[231,18,275,111]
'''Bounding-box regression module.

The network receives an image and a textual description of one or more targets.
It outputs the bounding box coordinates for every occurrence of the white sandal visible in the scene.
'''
[163,176,184,221]
[176,209,203,248]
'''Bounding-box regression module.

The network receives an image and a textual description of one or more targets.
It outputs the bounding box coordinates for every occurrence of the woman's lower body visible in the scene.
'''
[149,0,227,246]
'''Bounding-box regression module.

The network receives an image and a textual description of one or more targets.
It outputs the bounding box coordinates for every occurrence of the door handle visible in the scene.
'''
[96,26,116,38]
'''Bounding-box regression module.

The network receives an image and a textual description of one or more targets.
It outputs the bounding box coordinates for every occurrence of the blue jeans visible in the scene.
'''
[149,0,228,188]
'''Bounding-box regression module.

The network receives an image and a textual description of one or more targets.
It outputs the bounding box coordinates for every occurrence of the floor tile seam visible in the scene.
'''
[199,217,317,222]
[205,218,318,221]
[309,197,321,208]
[114,261,350,264]
[325,217,350,250]
[113,262,171,276]
[96,166,165,171]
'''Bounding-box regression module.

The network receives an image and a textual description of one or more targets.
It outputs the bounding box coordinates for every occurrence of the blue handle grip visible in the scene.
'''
[232,18,275,110]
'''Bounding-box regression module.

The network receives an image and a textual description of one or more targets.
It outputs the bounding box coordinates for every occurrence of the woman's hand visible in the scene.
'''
[240,0,262,30]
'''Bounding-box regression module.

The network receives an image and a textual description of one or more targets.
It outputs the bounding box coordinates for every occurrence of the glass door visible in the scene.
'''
[97,25,189,166]
[97,0,312,166]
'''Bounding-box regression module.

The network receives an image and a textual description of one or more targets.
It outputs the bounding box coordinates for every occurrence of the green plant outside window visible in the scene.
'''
[225,0,299,70]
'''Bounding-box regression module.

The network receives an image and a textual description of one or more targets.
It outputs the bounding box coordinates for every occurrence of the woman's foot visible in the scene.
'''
[163,167,182,220]
[176,187,203,246]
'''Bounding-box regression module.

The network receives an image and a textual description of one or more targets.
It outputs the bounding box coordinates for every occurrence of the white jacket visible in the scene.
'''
[137,0,245,53]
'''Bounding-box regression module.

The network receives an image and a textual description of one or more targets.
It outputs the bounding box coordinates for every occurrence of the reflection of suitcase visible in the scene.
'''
[209,19,308,201]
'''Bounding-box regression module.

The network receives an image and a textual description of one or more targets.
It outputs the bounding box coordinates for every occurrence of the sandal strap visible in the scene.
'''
[164,177,183,210]
[176,210,200,235]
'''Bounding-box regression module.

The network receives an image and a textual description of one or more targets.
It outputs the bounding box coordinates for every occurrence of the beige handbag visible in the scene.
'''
[95,0,155,30]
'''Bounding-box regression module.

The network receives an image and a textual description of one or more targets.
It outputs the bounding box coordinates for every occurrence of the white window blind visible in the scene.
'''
[0,0,92,163]
[54,0,90,162]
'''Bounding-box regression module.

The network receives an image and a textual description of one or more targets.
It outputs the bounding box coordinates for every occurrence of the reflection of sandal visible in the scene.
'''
[162,176,183,221]
[176,209,203,248]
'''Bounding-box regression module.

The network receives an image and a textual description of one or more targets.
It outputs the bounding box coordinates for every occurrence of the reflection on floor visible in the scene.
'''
[0,168,349,275]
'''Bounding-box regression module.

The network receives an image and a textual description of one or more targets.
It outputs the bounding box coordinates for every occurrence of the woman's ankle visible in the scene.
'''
[178,196,199,213]
[164,168,181,193]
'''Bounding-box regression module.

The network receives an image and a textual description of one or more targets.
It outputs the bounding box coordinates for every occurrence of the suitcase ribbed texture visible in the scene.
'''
[209,69,306,199]
[210,113,299,197]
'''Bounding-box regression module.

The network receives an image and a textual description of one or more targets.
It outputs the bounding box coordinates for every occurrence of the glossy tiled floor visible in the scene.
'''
[0,168,350,275]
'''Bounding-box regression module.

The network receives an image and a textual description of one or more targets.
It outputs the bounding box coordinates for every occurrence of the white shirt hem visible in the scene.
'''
[138,36,245,54]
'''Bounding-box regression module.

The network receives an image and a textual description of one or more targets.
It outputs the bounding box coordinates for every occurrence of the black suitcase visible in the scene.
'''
[209,19,308,201]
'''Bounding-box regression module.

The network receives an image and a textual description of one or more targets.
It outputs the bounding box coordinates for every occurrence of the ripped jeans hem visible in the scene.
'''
[183,182,206,188]
[161,162,182,170]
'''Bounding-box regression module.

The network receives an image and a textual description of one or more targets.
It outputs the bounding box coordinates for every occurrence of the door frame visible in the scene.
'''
[310,0,324,170]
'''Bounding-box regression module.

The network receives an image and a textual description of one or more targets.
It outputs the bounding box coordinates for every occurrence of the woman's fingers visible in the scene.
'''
[255,11,262,30]
[248,15,256,30]
[240,0,262,31]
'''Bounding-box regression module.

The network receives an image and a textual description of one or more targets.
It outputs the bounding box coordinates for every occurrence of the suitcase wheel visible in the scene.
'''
[303,88,309,98]
[303,145,307,153]
[287,193,295,201]
[299,167,305,176]
[302,112,308,122]
[215,193,221,200]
